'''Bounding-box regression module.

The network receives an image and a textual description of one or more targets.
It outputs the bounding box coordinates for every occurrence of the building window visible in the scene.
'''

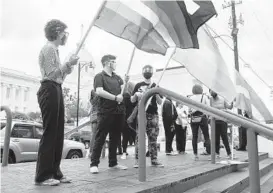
[23,107,27,113]
[24,90,28,102]
[6,87,10,99]
[15,106,18,112]
[85,65,88,73]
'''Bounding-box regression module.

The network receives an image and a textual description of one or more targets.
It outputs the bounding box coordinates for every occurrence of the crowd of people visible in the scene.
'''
[34,19,249,186]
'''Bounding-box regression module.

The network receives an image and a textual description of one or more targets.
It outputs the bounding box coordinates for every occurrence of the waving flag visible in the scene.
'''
[235,71,273,123]
[172,25,237,102]
[95,0,216,55]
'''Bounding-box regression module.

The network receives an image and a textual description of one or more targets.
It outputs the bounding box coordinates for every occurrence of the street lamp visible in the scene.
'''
[76,61,94,127]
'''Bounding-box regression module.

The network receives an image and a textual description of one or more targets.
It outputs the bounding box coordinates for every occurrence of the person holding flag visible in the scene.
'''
[90,54,128,174]
[131,65,164,168]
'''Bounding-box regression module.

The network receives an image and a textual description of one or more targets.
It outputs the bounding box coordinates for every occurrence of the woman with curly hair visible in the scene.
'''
[188,84,211,161]
[35,19,79,186]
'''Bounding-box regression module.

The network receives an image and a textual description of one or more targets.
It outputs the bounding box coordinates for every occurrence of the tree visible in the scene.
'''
[63,87,89,121]
[27,112,41,121]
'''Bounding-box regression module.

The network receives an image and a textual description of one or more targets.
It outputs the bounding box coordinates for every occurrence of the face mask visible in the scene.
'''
[60,34,68,45]
[143,72,152,79]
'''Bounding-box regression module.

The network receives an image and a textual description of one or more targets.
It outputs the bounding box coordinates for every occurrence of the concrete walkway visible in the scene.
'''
[1,145,250,193]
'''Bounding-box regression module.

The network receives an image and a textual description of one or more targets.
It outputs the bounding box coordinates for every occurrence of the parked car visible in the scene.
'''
[0,119,86,164]
[69,130,91,149]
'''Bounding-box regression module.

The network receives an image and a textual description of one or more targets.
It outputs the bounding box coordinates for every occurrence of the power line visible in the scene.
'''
[207,25,272,89]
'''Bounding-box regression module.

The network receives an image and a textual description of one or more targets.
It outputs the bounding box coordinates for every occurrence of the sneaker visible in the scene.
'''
[109,164,128,170]
[146,151,150,157]
[166,151,178,156]
[227,154,232,160]
[90,166,99,174]
[133,160,139,168]
[216,154,221,159]
[35,179,60,186]
[194,155,199,161]
[151,160,164,168]
[59,176,71,183]
[121,153,127,160]
[178,151,187,155]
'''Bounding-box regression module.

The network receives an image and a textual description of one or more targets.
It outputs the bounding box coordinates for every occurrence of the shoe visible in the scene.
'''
[59,176,71,183]
[166,151,178,156]
[133,160,139,168]
[200,152,210,156]
[151,160,164,168]
[109,164,128,170]
[178,151,187,155]
[194,155,199,161]
[90,166,99,174]
[237,148,247,151]
[216,154,221,159]
[146,151,150,157]
[121,153,127,160]
[35,179,60,186]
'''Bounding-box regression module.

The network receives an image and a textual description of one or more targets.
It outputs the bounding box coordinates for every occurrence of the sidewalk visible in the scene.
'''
[1,142,249,193]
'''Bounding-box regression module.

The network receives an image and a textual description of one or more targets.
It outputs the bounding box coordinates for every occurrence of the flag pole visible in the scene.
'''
[145,47,176,111]
[74,0,106,56]
[121,46,136,95]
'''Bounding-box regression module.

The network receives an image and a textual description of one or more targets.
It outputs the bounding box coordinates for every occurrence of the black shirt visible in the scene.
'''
[94,71,125,114]
[132,81,158,115]
[162,99,178,122]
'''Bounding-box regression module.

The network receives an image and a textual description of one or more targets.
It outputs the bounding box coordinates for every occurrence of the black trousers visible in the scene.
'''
[215,120,231,155]
[163,119,185,153]
[91,113,125,167]
[239,126,247,149]
[121,122,131,153]
[190,117,211,155]
[174,123,187,152]
[35,81,64,183]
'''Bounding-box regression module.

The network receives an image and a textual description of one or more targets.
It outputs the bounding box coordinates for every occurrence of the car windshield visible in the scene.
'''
[1,122,6,130]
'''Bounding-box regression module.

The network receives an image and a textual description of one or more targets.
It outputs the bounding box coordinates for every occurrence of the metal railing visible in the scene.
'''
[138,87,273,193]
[1,106,12,167]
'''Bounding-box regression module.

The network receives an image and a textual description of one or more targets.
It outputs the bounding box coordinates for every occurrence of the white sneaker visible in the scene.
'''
[90,166,99,174]
[166,151,178,156]
[216,154,221,159]
[35,179,60,186]
[194,155,199,161]
[109,164,128,170]
[121,153,127,160]
[133,160,139,168]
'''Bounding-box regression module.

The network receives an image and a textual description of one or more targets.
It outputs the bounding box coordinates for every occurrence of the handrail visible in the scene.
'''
[1,106,12,167]
[138,87,272,193]
[64,120,91,138]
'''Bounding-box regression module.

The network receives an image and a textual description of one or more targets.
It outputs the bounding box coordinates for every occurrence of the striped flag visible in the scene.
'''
[95,0,216,55]
[235,71,273,123]
[172,25,237,102]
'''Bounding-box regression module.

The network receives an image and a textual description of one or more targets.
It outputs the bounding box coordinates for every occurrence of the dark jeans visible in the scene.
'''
[239,126,247,149]
[174,123,187,152]
[122,123,131,153]
[215,120,231,155]
[191,117,211,155]
[90,113,125,167]
[35,81,64,183]
[163,119,176,153]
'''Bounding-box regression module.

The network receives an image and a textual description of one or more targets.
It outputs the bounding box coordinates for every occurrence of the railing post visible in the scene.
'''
[247,130,260,193]
[138,102,147,182]
[1,106,12,167]
[210,117,216,164]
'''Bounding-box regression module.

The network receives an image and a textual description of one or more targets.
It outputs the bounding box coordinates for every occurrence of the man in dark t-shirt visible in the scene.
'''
[131,65,164,168]
[90,54,128,174]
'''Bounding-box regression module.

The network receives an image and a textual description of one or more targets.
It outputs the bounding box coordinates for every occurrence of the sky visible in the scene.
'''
[0,0,272,98]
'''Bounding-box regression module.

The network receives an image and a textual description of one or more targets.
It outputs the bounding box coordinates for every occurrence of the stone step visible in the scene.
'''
[241,169,273,193]
[184,158,273,193]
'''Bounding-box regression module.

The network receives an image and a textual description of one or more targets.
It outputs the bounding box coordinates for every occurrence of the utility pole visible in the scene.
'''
[223,0,243,112]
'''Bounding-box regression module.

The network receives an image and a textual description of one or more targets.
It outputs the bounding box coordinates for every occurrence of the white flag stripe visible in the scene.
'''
[236,85,250,99]
[121,0,176,47]
[105,1,164,47]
